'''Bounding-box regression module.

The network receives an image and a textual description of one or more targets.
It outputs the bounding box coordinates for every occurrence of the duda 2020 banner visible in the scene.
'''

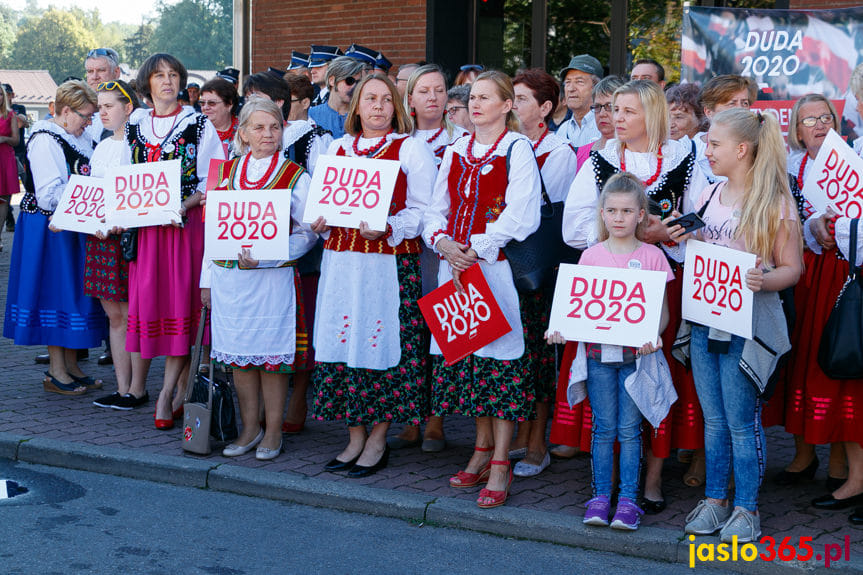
[682,6,863,140]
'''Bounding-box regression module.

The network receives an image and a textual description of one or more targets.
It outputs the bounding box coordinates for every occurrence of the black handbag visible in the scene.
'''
[501,141,581,292]
[818,218,863,379]
[119,229,138,262]
[187,308,239,443]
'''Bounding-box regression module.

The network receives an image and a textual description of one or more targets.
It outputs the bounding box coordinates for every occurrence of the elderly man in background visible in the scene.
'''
[555,54,603,147]
[84,47,122,142]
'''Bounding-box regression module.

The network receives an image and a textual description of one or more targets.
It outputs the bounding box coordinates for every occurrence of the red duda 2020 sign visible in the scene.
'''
[418,264,512,366]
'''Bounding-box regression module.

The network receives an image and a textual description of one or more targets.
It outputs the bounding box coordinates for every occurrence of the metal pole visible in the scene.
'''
[609,0,628,76]
[531,0,547,70]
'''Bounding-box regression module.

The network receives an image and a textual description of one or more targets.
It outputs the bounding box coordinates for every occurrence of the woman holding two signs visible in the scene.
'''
[768,95,851,495]
[201,97,317,460]
[562,80,710,513]
[125,53,225,430]
[4,81,106,395]
[87,80,154,411]
[311,74,437,477]
[423,71,541,508]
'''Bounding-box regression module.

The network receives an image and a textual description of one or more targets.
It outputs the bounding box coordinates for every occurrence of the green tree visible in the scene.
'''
[149,0,232,70]
[0,6,18,65]
[10,9,96,83]
[124,22,155,68]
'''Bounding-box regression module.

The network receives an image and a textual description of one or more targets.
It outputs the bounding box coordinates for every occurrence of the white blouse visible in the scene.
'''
[127,106,225,193]
[563,138,709,254]
[27,120,94,212]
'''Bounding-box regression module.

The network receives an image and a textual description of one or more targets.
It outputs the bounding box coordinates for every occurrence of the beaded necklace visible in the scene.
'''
[145,106,182,162]
[352,130,392,157]
[465,129,507,165]
[426,127,445,144]
[620,143,663,187]
[797,153,809,191]
[239,153,279,189]
[532,129,549,151]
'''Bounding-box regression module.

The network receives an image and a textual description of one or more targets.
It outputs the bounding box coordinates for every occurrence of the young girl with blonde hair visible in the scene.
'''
[671,108,802,543]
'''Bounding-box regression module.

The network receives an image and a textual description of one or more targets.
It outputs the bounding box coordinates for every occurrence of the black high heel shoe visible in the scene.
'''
[324,455,360,472]
[348,446,390,478]
[773,456,818,486]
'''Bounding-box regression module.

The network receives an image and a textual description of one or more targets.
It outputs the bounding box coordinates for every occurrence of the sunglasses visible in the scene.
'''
[342,76,359,86]
[87,48,118,64]
[97,81,133,104]
[460,65,484,72]
[798,113,834,128]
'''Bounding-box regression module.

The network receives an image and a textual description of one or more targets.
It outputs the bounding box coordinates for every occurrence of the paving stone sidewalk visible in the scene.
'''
[0,209,860,567]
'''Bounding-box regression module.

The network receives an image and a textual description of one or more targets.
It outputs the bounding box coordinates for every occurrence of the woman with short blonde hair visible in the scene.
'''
[4,80,106,395]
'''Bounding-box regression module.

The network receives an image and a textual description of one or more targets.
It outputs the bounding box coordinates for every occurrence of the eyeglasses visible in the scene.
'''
[446,106,467,117]
[71,109,92,122]
[460,65,484,73]
[799,113,834,128]
[198,99,224,108]
[97,81,133,104]
[590,103,612,113]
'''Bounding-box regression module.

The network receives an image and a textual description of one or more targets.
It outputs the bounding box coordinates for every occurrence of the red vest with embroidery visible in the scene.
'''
[211,156,305,268]
[324,136,421,255]
[445,150,508,261]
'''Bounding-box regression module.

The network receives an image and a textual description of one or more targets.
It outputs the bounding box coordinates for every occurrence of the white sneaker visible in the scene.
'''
[719,508,761,543]
[684,500,732,535]
[513,452,551,477]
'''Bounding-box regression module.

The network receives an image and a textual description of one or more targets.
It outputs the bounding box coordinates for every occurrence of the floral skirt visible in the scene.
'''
[430,353,533,421]
[84,235,129,302]
[313,253,427,427]
[519,287,556,405]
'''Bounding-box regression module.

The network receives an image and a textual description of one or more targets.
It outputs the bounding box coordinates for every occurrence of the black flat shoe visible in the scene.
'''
[811,492,863,510]
[773,456,818,486]
[640,497,667,515]
[348,446,390,478]
[827,476,847,492]
[323,455,359,472]
[850,507,863,525]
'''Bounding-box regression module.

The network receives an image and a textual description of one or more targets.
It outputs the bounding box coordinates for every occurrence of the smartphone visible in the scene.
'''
[666,212,706,235]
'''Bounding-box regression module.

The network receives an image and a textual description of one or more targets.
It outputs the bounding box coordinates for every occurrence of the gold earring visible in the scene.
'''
[63,119,68,127]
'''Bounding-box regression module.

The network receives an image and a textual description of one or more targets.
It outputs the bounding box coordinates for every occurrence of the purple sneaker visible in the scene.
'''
[583,495,611,526]
[611,497,644,530]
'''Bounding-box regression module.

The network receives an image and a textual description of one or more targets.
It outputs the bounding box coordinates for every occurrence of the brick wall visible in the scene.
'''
[251,0,428,73]
[790,0,863,7]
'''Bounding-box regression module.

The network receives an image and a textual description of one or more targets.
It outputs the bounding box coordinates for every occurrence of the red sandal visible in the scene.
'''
[449,446,493,488]
[477,460,513,509]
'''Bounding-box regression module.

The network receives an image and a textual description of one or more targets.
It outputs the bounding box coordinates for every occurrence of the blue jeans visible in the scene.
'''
[586,358,642,501]
[690,325,765,511]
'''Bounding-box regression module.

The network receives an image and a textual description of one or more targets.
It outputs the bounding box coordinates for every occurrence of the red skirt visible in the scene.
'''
[781,249,863,444]
[549,271,704,456]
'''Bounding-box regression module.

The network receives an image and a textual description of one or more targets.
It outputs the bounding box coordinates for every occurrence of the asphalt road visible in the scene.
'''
[0,460,730,575]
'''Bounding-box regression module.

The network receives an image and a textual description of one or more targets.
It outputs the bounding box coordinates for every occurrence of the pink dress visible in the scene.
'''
[0,113,18,196]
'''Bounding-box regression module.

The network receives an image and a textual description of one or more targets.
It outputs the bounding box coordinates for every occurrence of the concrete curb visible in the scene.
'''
[1,431,861,574]
[208,464,432,522]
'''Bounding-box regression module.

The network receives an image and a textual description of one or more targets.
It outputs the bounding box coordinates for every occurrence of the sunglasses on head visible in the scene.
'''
[460,64,484,73]
[97,81,133,104]
[87,48,118,63]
